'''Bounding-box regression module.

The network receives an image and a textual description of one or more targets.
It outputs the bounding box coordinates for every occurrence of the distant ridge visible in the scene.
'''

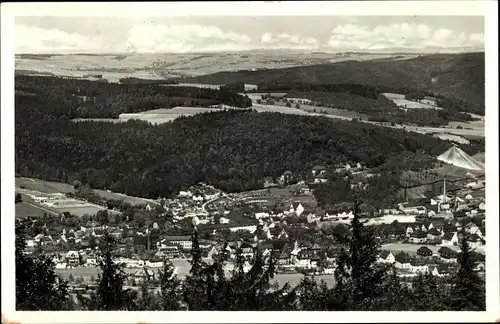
[183,52,485,105]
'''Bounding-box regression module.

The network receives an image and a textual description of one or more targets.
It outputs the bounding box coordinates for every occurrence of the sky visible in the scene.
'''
[15,16,485,54]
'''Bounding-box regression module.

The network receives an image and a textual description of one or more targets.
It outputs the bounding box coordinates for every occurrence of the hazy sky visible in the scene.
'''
[15,16,485,53]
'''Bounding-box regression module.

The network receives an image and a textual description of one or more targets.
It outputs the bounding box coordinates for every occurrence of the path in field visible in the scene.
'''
[23,202,59,216]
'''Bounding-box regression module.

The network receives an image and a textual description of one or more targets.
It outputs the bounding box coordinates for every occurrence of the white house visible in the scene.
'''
[219,217,230,224]
[178,191,192,198]
[162,236,193,250]
[255,212,270,220]
[146,260,163,268]
[378,250,395,264]
[86,257,97,267]
[441,232,459,246]
[394,252,412,269]
[192,195,204,202]
[410,262,429,274]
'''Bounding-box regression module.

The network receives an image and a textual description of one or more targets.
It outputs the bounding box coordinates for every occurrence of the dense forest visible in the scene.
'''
[16,86,483,199]
[15,75,252,118]
[182,52,485,108]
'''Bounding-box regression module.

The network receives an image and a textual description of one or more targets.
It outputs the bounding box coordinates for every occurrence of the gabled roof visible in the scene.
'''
[428,228,442,236]
[379,250,392,259]
[395,251,411,263]
[442,232,456,241]
[411,231,427,238]
[309,243,322,250]
[278,244,293,259]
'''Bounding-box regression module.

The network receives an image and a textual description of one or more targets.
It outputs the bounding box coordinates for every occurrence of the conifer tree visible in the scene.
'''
[297,277,330,310]
[412,271,449,311]
[158,260,183,310]
[82,232,136,310]
[449,233,486,311]
[370,266,412,311]
[182,229,209,310]
[15,220,72,310]
[331,199,387,310]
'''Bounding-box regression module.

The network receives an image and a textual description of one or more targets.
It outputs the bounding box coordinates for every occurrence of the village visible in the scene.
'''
[17,145,486,291]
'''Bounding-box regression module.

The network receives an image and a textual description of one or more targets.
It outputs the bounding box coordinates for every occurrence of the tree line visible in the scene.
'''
[16,202,486,311]
[254,82,479,126]
[15,75,252,118]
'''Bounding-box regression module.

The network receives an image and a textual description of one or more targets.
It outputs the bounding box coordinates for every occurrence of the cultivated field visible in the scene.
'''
[382,93,442,110]
[15,177,156,215]
[16,186,117,217]
[432,133,470,145]
[118,107,224,124]
[15,202,54,218]
[16,52,417,83]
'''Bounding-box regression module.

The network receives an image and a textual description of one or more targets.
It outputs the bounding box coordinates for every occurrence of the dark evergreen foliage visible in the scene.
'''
[15,220,72,310]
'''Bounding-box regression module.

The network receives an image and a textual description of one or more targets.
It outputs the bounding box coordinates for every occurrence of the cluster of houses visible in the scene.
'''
[402,220,485,248]
[377,246,485,277]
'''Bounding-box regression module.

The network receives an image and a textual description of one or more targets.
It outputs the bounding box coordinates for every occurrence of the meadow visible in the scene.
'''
[15,177,153,217]
[15,202,55,218]
[382,93,443,110]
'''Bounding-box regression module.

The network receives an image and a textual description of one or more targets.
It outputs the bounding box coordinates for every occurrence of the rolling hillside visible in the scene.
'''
[183,53,485,106]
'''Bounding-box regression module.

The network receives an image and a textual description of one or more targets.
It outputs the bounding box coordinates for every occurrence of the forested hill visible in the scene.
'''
[14,75,252,118]
[183,52,485,106]
[16,93,481,199]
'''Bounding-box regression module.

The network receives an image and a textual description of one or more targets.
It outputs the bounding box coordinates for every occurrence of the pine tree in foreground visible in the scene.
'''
[330,200,388,310]
[411,271,449,311]
[15,220,73,310]
[449,232,486,311]
[158,260,184,310]
[81,232,136,310]
[182,229,210,310]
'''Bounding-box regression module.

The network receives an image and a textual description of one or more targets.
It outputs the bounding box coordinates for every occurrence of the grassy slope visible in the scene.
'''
[183,53,485,105]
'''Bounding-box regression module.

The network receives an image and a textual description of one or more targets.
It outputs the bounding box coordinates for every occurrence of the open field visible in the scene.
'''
[251,99,484,138]
[432,133,470,144]
[16,52,417,83]
[15,177,155,213]
[382,93,442,110]
[93,189,160,206]
[163,83,221,89]
[16,177,75,194]
[15,202,55,217]
[16,186,119,217]
[118,107,225,124]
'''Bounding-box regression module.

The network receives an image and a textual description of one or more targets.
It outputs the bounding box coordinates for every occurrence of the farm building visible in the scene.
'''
[378,250,395,264]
